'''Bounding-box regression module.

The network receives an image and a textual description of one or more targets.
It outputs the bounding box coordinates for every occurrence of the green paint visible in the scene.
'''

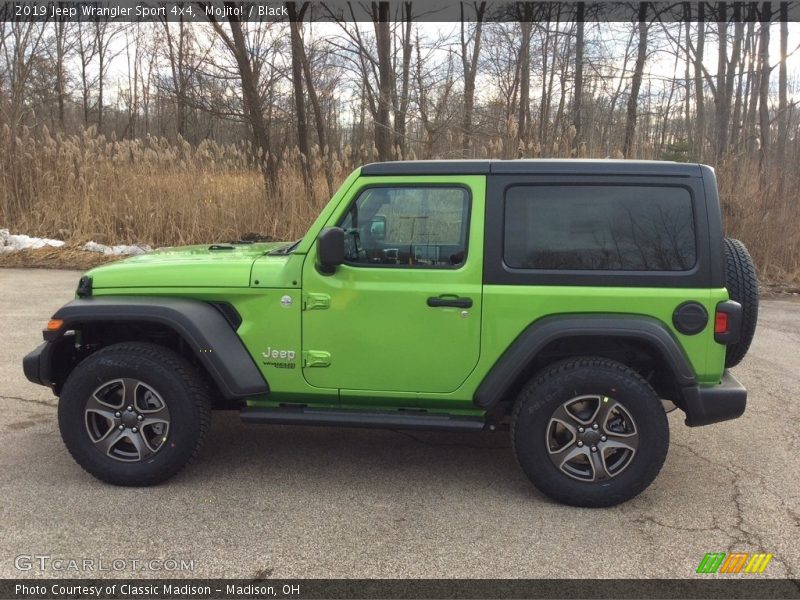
[83,168,731,415]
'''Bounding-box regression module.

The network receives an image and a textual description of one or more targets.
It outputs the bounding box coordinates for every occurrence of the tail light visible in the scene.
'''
[714,301,742,345]
[714,311,729,334]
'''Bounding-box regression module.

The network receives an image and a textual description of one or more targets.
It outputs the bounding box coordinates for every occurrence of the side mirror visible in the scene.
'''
[369,216,386,241]
[316,227,345,274]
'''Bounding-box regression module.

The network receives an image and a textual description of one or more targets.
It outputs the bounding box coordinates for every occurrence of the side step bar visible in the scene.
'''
[240,407,487,432]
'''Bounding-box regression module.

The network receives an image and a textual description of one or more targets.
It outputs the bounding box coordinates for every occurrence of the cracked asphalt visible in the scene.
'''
[0,268,798,579]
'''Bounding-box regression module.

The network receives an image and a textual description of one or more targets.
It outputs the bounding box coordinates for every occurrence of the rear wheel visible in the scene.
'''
[723,238,759,367]
[58,342,210,486]
[512,357,669,507]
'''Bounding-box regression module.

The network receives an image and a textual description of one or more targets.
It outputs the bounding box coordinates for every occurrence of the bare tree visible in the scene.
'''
[1,6,799,225]
[714,4,729,157]
[728,15,746,151]
[94,19,123,132]
[459,1,485,153]
[692,6,706,158]
[777,1,789,163]
[0,21,47,128]
[293,3,335,196]
[743,17,761,152]
[391,2,413,158]
[75,21,98,126]
[757,2,771,175]
[49,12,72,129]
[415,32,455,158]
[286,2,311,189]
[373,1,392,161]
[162,8,206,140]
[516,8,533,155]
[206,10,276,186]
[573,1,585,147]
[623,3,649,158]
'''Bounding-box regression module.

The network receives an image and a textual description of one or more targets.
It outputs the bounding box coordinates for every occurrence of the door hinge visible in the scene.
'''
[303,293,331,311]
[302,350,331,368]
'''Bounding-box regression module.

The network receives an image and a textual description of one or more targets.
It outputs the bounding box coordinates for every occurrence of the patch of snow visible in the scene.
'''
[0,228,152,257]
[0,228,66,253]
[83,241,151,256]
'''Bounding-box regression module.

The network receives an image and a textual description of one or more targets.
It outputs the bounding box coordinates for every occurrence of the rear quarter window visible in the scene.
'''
[503,185,696,271]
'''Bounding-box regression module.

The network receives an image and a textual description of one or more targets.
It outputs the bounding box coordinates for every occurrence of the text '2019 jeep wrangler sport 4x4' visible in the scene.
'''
[23,160,758,507]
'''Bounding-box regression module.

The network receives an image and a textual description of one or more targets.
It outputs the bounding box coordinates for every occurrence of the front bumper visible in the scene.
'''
[23,342,51,388]
[682,370,747,427]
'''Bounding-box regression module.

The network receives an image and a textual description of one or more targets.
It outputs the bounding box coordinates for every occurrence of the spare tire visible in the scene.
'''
[723,238,759,367]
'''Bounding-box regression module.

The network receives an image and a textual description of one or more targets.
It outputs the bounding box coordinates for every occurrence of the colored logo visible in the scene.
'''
[696,552,773,574]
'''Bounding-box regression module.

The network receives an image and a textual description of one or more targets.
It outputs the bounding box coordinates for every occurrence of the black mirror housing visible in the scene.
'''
[317,227,345,274]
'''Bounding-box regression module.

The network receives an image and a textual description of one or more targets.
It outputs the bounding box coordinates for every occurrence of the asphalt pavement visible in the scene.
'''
[0,268,798,579]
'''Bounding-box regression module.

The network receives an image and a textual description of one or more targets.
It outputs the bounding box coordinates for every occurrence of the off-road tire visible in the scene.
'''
[58,342,211,486]
[511,357,669,508]
[723,238,758,368]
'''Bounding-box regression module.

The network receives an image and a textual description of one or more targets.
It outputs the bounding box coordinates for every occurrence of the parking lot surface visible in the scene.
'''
[1,268,798,579]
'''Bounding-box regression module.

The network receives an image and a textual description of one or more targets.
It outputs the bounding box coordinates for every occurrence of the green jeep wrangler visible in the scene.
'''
[23,160,758,507]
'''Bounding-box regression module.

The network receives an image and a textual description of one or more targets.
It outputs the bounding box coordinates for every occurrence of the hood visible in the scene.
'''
[87,242,288,289]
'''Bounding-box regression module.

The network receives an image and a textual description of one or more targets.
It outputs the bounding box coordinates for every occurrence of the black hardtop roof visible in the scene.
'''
[361,159,703,177]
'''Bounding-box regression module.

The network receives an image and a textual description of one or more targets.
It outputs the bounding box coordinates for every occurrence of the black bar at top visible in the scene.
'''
[2,1,800,23]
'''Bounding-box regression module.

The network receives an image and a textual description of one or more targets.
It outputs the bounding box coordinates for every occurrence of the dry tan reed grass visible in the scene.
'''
[715,155,800,285]
[0,246,120,270]
[0,125,348,247]
[1,125,798,284]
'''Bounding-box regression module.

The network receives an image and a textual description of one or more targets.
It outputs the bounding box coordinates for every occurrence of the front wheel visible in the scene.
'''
[511,357,669,507]
[58,342,211,486]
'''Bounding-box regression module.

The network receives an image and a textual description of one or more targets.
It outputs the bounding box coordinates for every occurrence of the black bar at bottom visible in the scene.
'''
[2,579,799,600]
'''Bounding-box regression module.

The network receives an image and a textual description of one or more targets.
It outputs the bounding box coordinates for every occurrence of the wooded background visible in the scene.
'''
[1,2,798,282]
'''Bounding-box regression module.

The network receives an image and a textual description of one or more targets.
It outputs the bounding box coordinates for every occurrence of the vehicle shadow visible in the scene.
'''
[191,411,539,501]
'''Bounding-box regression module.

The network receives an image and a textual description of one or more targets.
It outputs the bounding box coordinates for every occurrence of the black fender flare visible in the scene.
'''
[45,297,269,399]
[473,314,696,409]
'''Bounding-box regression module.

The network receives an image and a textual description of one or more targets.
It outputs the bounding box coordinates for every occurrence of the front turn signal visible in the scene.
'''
[45,319,64,332]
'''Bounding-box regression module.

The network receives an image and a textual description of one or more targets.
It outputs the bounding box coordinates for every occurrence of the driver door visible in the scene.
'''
[301,177,485,397]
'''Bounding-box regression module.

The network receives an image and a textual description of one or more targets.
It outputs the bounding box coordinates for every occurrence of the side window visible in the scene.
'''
[339,186,469,267]
[503,185,696,271]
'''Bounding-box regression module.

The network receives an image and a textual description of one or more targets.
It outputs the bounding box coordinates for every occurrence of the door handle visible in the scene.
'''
[427,296,473,308]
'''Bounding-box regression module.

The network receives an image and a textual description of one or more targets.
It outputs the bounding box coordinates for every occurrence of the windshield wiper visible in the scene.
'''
[270,239,302,255]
